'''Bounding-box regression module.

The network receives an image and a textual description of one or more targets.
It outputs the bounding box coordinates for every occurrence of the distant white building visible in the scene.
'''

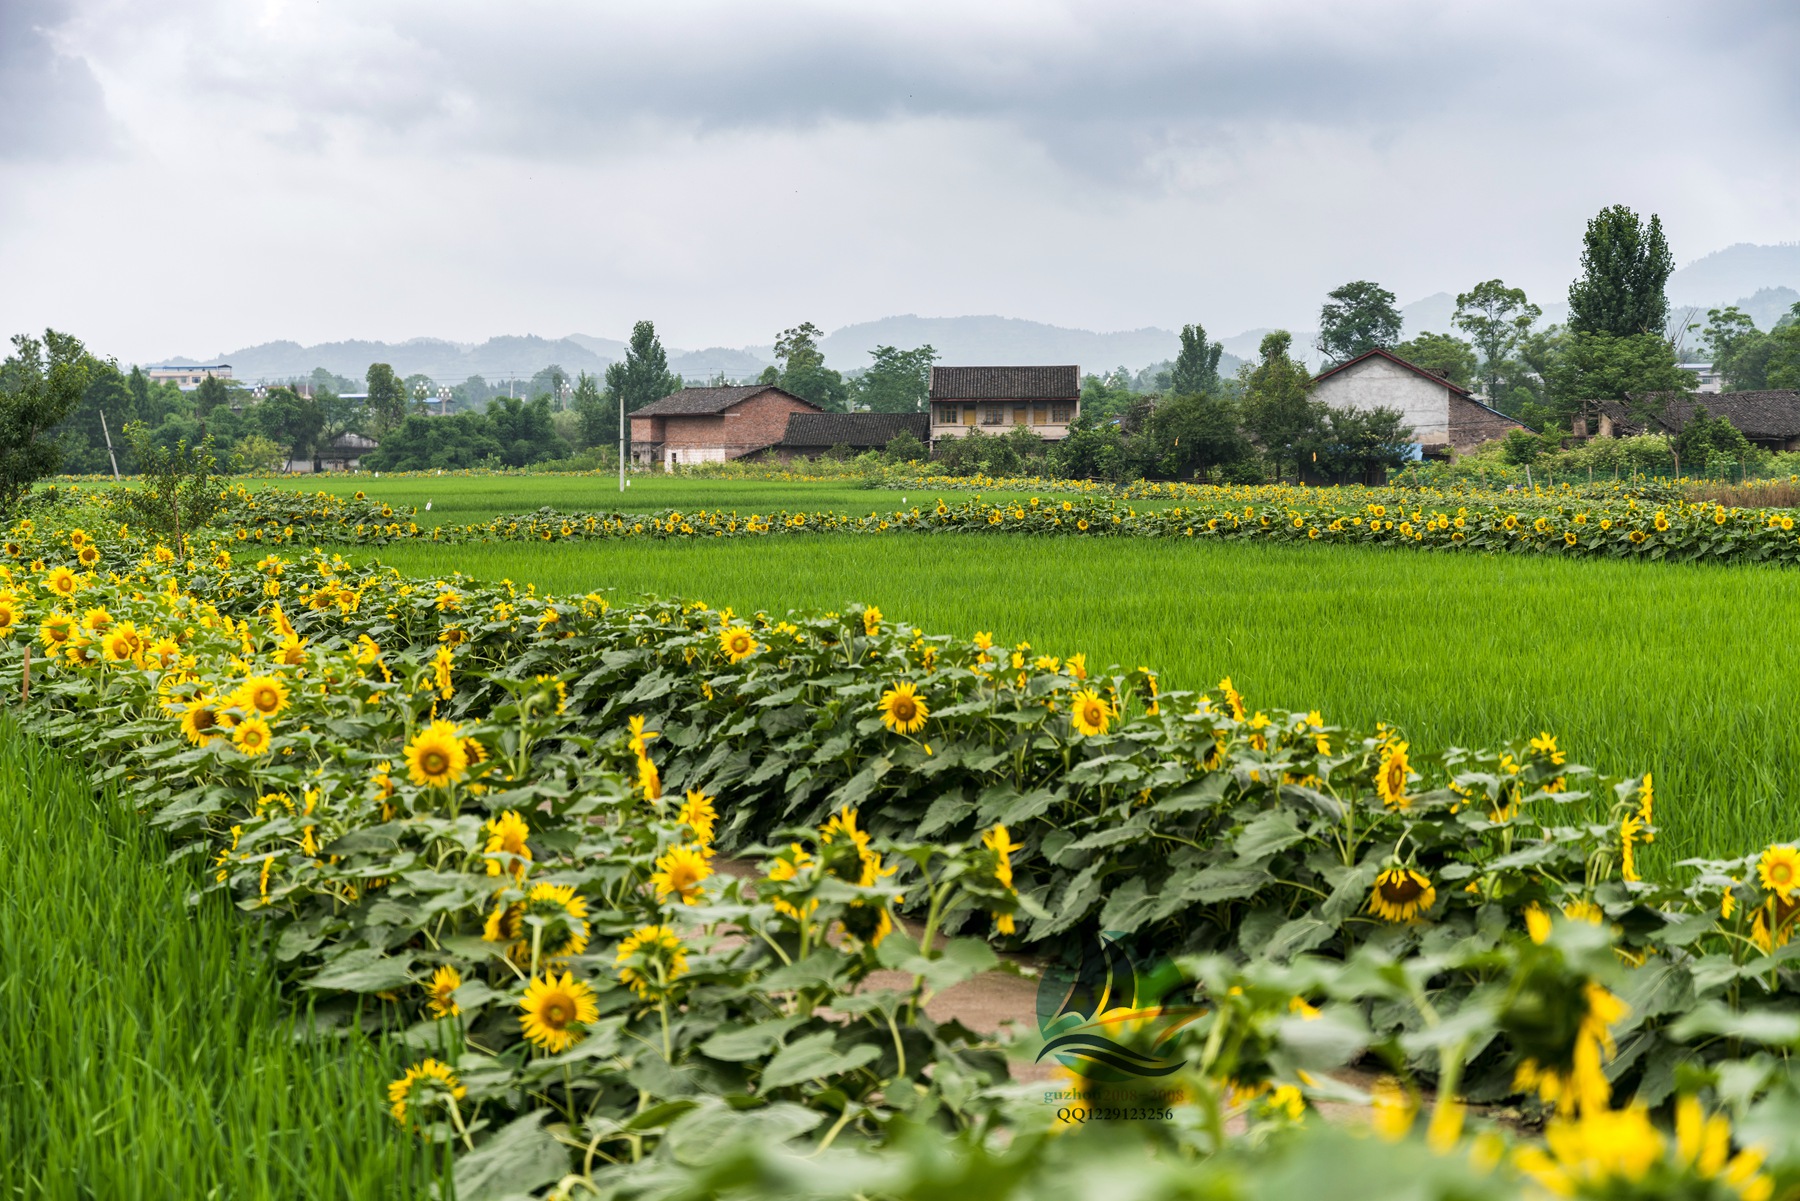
[1677,362,1723,393]
[147,364,232,390]
[1310,348,1527,457]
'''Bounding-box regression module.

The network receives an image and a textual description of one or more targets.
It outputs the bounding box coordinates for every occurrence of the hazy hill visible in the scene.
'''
[1669,243,1800,307]
[819,315,1191,374]
[162,335,616,383]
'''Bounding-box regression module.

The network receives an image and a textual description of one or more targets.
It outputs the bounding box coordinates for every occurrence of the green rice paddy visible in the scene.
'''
[356,534,1800,866]
[0,717,441,1200]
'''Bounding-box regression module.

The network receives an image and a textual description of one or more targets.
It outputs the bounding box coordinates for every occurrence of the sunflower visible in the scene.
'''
[274,635,308,666]
[405,719,469,788]
[678,789,718,845]
[67,528,87,548]
[614,925,690,1000]
[984,824,1022,934]
[235,674,289,718]
[482,810,532,877]
[146,636,181,670]
[1069,688,1113,737]
[386,1058,465,1124]
[233,715,273,757]
[1376,742,1411,810]
[649,843,712,905]
[1368,868,1436,922]
[862,605,882,636]
[77,544,100,567]
[99,621,142,663]
[43,566,78,598]
[764,844,819,920]
[65,636,100,668]
[878,682,929,734]
[425,965,462,1018]
[0,596,15,633]
[1756,845,1800,899]
[519,971,599,1052]
[719,625,757,663]
[1512,981,1629,1116]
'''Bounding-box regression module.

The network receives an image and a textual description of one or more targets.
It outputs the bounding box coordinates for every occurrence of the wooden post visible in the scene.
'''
[20,644,30,705]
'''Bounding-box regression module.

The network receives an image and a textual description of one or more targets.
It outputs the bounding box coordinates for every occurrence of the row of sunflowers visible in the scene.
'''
[177,479,1800,567]
[6,514,1800,1197]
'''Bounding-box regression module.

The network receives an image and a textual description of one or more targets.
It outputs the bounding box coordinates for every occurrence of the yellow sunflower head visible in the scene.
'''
[649,843,713,905]
[1368,867,1436,923]
[405,719,469,788]
[719,625,757,663]
[614,924,690,999]
[1069,688,1113,737]
[386,1058,466,1125]
[519,971,599,1052]
[1757,845,1800,899]
[236,674,290,718]
[232,715,273,757]
[678,789,718,844]
[878,681,929,735]
[1376,742,1411,810]
[425,965,462,1019]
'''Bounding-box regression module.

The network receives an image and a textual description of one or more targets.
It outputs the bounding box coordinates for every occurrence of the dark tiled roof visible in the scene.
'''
[1605,390,1800,440]
[779,412,929,449]
[929,365,1079,400]
[1311,348,1475,398]
[632,385,814,417]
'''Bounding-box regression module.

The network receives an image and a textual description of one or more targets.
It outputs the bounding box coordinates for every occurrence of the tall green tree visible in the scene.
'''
[772,321,848,411]
[193,373,230,420]
[605,321,682,464]
[1567,205,1675,337]
[1,330,91,514]
[571,371,608,448]
[1700,306,1772,392]
[1150,391,1248,478]
[853,345,936,413]
[365,362,408,433]
[251,386,323,464]
[1169,323,1224,396]
[1766,304,1800,389]
[1453,279,1541,399]
[1240,331,1322,478]
[1393,332,1478,389]
[1317,281,1402,363]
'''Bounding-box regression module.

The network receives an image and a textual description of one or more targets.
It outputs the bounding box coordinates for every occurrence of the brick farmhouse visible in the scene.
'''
[1310,348,1526,457]
[928,366,1080,443]
[629,385,820,469]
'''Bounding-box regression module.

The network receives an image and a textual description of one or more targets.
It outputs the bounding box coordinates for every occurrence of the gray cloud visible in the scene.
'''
[0,0,115,159]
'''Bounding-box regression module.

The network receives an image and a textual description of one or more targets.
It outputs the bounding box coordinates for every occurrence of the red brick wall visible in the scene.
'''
[1446,394,1524,452]
[631,390,820,458]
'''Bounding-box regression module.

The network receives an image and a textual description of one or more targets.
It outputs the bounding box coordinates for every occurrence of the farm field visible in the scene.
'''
[0,718,438,1200]
[356,533,1800,864]
[278,472,1059,526]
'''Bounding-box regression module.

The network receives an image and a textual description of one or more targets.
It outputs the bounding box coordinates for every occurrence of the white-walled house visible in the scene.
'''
[1310,349,1526,456]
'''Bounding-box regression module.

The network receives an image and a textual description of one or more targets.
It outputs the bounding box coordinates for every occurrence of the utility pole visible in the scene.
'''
[618,385,625,493]
[98,409,121,480]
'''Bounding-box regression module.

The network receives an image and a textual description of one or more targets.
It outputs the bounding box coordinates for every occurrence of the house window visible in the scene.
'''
[1012,406,1027,425]
[981,404,1005,425]
[1051,404,1073,423]
[1032,404,1047,425]
[936,405,956,425]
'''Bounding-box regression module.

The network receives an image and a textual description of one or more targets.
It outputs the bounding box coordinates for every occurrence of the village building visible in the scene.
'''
[928,366,1080,445]
[1309,348,1526,457]
[1587,391,1800,451]
[628,385,821,469]
[768,412,930,463]
[147,363,233,390]
[284,430,379,473]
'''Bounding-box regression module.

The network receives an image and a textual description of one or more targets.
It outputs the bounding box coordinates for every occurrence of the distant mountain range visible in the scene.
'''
[154,243,1800,385]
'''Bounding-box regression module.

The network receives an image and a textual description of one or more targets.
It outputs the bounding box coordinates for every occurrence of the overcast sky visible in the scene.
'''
[2,0,1796,364]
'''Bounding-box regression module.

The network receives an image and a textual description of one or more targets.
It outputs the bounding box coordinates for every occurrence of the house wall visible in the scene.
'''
[1446,394,1525,452]
[631,392,819,468]
[1311,358,1451,447]
[929,398,1077,442]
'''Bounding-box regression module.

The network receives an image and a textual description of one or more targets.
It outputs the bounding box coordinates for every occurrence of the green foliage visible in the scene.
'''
[1317,281,1402,363]
[1393,332,1478,389]
[483,395,571,468]
[231,433,287,474]
[1453,280,1542,400]
[1149,391,1251,479]
[1567,205,1675,337]
[1766,307,1800,389]
[115,419,221,539]
[1550,332,1691,419]
[253,385,324,462]
[366,412,504,471]
[1316,405,1414,482]
[1239,332,1322,478]
[1672,406,1753,476]
[1702,306,1768,391]
[854,345,937,413]
[0,718,437,1198]
[883,428,927,463]
[1169,323,1225,396]
[0,329,91,514]
[570,370,609,449]
[774,321,849,411]
[365,363,408,434]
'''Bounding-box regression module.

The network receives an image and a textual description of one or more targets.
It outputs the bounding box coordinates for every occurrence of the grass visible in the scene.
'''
[275,472,1053,526]
[0,716,442,1200]
[354,534,1800,866]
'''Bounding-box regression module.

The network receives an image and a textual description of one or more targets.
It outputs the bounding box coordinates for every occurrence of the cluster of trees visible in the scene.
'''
[1698,302,1800,392]
[926,326,1415,483]
[749,322,938,414]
